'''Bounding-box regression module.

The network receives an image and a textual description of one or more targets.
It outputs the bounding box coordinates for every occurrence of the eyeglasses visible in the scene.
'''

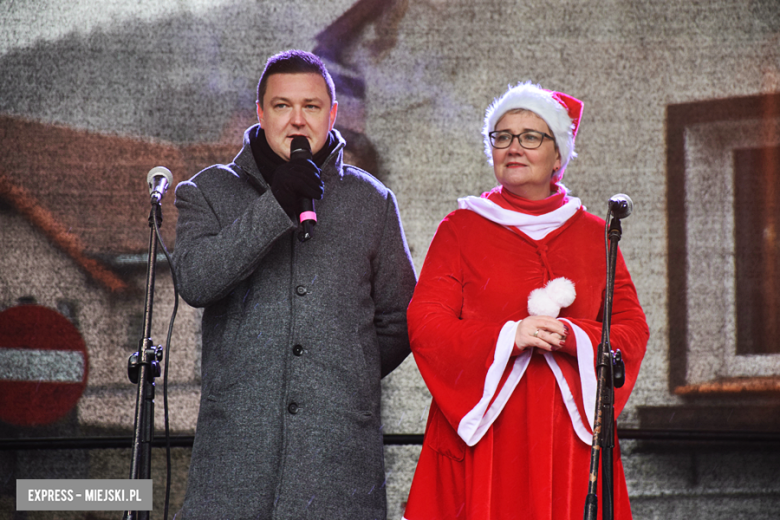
[488,130,554,150]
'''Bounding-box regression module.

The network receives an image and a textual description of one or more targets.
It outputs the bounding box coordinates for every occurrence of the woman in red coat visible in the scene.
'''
[403,82,649,520]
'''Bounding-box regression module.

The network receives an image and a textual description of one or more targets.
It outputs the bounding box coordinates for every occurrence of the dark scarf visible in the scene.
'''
[249,127,338,187]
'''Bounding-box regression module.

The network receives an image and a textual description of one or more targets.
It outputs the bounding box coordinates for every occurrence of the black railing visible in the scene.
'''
[1,429,780,451]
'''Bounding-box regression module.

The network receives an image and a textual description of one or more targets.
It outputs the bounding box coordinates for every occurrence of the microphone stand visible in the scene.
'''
[583,214,627,520]
[123,202,164,520]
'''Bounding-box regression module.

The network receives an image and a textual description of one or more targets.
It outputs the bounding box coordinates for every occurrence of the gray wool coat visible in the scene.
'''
[172,126,416,520]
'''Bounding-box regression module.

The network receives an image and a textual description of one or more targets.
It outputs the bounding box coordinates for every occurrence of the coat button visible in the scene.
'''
[295,285,307,296]
[293,345,304,356]
[288,402,299,414]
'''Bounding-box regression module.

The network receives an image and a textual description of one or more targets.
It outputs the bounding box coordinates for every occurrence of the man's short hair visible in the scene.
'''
[256,50,336,107]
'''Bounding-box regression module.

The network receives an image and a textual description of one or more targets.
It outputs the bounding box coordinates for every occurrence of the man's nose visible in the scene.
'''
[291,108,305,126]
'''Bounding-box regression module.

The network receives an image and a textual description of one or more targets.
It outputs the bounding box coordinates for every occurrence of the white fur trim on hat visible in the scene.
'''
[483,82,577,178]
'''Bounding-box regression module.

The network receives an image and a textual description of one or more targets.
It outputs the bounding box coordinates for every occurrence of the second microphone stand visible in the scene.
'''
[583,214,627,520]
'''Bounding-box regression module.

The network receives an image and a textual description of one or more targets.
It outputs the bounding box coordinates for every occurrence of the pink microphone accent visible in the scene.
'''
[299,211,317,223]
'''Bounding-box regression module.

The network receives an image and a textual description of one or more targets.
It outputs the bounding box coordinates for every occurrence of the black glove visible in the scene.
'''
[270,159,324,220]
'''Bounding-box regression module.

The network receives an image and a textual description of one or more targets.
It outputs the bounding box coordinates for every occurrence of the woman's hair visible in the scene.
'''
[498,108,560,151]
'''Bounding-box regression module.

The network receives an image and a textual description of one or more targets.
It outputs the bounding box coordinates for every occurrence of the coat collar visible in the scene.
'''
[234,124,346,191]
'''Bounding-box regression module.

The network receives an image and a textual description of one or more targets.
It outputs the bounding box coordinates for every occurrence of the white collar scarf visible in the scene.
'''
[457,195,583,240]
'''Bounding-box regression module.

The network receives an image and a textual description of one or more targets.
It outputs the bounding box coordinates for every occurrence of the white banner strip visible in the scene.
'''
[0,349,85,383]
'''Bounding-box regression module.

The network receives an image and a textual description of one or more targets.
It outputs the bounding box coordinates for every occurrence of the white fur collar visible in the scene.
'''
[457,195,582,240]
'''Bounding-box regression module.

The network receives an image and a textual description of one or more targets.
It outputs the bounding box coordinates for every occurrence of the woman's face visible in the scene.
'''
[491,111,561,200]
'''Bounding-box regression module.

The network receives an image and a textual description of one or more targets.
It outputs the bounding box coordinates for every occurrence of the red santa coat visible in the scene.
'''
[404,189,648,520]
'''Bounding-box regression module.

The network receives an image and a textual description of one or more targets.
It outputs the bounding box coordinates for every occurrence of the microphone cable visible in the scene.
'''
[152,208,179,520]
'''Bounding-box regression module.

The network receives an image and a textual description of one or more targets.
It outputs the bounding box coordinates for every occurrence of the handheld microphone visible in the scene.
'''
[608,193,633,220]
[147,166,173,204]
[290,136,316,242]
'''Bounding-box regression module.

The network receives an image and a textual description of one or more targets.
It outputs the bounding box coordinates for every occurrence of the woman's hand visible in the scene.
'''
[515,316,569,352]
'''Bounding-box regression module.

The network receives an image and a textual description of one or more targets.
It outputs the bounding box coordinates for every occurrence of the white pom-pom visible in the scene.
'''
[545,277,576,307]
[527,277,576,318]
[528,288,559,317]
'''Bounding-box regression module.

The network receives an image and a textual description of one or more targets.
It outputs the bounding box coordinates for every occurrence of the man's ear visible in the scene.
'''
[328,101,338,130]
[256,102,264,128]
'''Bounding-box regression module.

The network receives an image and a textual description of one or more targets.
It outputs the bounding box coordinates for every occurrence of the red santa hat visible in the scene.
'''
[483,82,584,180]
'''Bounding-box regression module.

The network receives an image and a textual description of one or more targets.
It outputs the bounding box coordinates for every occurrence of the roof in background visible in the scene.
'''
[0,115,237,292]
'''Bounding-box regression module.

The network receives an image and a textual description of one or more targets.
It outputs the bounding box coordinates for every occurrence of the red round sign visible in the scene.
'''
[0,305,89,426]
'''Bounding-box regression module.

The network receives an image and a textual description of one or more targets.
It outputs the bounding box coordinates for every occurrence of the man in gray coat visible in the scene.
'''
[172,50,416,519]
